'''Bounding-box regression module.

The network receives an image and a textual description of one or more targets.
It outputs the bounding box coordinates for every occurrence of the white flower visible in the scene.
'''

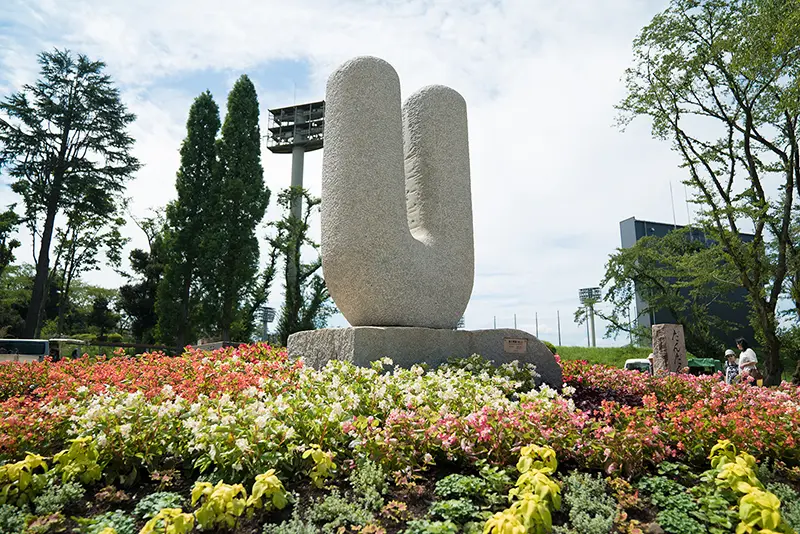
[160,384,175,398]
[120,424,132,438]
[221,415,236,426]
[235,438,250,453]
[77,386,88,394]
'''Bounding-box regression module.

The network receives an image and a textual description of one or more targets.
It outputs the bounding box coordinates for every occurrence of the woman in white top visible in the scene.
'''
[736,338,759,381]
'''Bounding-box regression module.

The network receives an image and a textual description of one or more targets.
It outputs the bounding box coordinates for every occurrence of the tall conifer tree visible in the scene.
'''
[204,75,269,341]
[156,91,220,347]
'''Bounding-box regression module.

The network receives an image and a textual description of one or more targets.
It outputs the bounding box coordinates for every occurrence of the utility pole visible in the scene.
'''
[557,310,561,346]
[493,316,496,329]
[513,314,517,329]
[535,312,539,337]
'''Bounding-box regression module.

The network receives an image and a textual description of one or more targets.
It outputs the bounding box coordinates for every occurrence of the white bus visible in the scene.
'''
[0,339,50,363]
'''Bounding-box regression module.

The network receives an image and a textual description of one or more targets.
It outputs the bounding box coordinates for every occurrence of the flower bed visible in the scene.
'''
[0,345,798,533]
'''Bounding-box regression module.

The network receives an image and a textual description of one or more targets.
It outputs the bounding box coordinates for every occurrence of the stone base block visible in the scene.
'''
[287,327,562,388]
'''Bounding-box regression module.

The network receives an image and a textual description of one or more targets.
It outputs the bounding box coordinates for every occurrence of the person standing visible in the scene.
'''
[736,338,760,383]
[724,349,739,384]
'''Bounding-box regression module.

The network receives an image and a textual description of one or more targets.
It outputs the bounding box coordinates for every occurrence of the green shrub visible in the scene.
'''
[553,472,617,534]
[434,474,488,501]
[639,476,707,534]
[307,489,374,533]
[428,498,478,524]
[80,510,137,534]
[33,481,85,515]
[134,491,184,520]
[263,507,318,534]
[402,519,460,534]
[0,504,26,534]
[542,341,557,354]
[349,459,387,512]
[767,482,800,531]
[655,507,706,534]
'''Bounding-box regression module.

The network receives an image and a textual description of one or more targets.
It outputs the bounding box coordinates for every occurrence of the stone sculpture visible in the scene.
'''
[322,56,473,329]
[288,56,563,388]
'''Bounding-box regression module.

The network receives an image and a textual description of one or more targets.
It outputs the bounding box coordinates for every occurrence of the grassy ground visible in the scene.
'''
[555,346,653,368]
[555,345,798,380]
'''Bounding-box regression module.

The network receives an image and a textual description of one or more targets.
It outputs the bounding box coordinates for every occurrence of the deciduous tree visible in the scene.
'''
[272,188,335,346]
[580,228,741,357]
[618,0,800,384]
[50,197,128,335]
[119,213,166,344]
[0,207,20,279]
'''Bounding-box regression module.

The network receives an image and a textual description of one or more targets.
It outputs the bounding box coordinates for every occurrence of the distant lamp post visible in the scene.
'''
[261,306,276,341]
[579,287,601,348]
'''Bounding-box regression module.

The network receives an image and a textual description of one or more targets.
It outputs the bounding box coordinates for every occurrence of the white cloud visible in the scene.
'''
[0,0,689,346]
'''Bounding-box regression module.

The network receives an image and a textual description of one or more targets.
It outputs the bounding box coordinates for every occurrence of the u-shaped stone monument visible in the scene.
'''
[287,56,562,388]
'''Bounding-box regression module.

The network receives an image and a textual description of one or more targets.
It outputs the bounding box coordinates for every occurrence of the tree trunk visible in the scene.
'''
[752,300,783,386]
[221,290,232,342]
[177,272,191,348]
[23,196,60,338]
[762,328,784,387]
[221,324,230,343]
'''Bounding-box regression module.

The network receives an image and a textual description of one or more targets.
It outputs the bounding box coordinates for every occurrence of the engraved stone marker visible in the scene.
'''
[652,324,688,373]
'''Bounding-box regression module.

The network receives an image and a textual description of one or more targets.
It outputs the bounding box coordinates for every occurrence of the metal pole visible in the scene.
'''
[514,314,517,329]
[586,308,590,347]
[287,145,305,303]
[589,305,597,347]
[290,145,305,219]
[535,313,538,337]
[493,316,496,329]
[557,310,561,346]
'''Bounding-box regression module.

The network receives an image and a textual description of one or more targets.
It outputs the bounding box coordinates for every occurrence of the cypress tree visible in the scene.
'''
[156,91,220,347]
[205,75,269,341]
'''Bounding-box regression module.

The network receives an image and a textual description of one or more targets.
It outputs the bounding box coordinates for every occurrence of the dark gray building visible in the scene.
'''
[619,217,755,344]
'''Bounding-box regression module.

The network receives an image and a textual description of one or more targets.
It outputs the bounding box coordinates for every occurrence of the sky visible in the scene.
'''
[0,0,697,347]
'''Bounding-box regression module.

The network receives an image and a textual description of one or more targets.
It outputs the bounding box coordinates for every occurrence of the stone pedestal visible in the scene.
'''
[652,324,687,373]
[287,327,563,388]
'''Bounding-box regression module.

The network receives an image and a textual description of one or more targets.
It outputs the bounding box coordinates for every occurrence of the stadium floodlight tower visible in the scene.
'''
[266,101,325,315]
[266,101,325,219]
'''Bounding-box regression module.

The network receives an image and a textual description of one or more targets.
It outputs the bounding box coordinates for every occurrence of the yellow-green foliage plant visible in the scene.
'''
[246,469,289,513]
[139,508,195,534]
[53,436,103,485]
[0,453,49,506]
[191,481,248,530]
[707,440,795,534]
[484,445,562,534]
[302,445,336,488]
